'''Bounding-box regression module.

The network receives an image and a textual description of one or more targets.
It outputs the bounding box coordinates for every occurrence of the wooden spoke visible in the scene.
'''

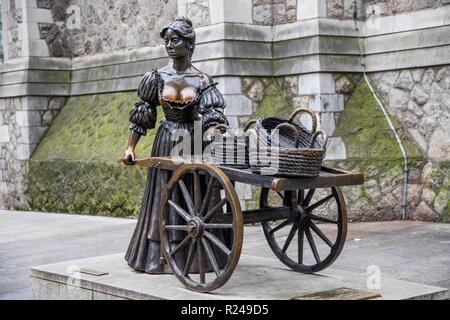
[178,180,196,216]
[203,198,227,222]
[306,212,338,224]
[201,238,221,277]
[199,177,215,216]
[305,194,334,212]
[193,171,202,214]
[298,228,304,264]
[303,189,316,206]
[165,225,188,231]
[204,223,233,229]
[298,190,305,204]
[282,223,298,253]
[170,235,192,257]
[197,240,205,284]
[305,227,321,264]
[183,239,197,276]
[204,231,231,256]
[168,199,191,222]
[269,219,292,235]
[309,222,334,248]
[261,186,347,274]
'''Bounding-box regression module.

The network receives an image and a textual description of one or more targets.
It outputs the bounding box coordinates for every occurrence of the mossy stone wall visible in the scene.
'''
[25,92,162,217]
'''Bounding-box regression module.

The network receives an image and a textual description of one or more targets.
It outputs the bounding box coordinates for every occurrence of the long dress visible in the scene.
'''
[124,67,229,274]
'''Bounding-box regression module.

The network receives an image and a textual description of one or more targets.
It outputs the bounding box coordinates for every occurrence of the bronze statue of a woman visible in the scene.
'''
[123,17,229,274]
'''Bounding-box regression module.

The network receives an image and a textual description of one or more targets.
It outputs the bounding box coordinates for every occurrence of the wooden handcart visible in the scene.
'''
[132,157,363,293]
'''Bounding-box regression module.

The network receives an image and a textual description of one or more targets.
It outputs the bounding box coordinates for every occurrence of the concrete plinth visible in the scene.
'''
[30,253,448,300]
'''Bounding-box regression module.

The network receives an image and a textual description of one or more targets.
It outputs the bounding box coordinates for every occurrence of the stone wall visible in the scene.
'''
[0,96,66,209]
[327,0,450,20]
[24,91,159,217]
[0,1,3,61]
[367,66,450,221]
[4,0,23,59]
[37,0,178,57]
[252,0,297,25]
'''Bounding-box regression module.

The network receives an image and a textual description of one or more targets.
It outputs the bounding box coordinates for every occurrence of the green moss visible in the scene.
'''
[27,91,163,217]
[334,80,423,163]
[251,79,293,119]
[33,92,163,162]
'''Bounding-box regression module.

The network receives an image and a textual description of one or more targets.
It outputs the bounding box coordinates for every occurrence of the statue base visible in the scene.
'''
[29,253,448,300]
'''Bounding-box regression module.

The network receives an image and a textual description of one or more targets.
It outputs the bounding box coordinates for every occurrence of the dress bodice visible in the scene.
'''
[129,67,228,135]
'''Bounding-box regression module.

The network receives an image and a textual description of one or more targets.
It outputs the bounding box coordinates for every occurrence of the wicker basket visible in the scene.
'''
[249,123,328,177]
[255,108,318,149]
[211,120,256,168]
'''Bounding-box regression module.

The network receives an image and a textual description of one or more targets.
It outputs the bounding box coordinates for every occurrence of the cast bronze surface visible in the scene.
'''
[291,287,381,300]
[79,268,109,276]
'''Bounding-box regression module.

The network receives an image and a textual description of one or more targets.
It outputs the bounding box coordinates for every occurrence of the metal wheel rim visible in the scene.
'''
[260,187,347,273]
[160,163,243,292]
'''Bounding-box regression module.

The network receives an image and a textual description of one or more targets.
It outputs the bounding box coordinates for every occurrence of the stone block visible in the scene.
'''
[324,137,347,160]
[22,96,49,110]
[19,126,47,144]
[16,143,35,160]
[226,116,239,129]
[235,182,253,200]
[22,39,49,57]
[309,94,344,112]
[223,0,253,23]
[0,126,10,143]
[297,0,327,20]
[15,111,41,126]
[298,73,335,95]
[320,112,336,136]
[0,182,8,194]
[214,77,242,95]
[224,95,253,116]
[23,7,53,23]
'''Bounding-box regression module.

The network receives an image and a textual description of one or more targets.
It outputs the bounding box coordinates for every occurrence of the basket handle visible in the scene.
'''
[273,123,300,148]
[213,123,230,134]
[288,107,317,133]
[243,119,257,132]
[310,129,328,149]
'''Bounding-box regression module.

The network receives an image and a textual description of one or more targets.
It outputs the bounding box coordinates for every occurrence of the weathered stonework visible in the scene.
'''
[37,0,178,57]
[0,96,66,209]
[252,0,297,25]
[4,0,23,59]
[327,0,450,20]
[369,66,450,161]
[185,0,210,27]
[0,1,3,61]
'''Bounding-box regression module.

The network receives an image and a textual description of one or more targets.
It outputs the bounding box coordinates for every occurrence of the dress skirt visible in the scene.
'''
[125,119,229,274]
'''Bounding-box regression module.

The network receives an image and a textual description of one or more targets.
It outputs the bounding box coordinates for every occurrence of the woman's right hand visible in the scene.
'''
[123,148,136,166]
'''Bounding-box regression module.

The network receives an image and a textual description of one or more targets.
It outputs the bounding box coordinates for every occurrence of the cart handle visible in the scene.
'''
[288,107,317,133]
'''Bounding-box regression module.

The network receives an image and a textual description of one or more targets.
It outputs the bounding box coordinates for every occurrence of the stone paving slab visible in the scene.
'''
[29,253,448,300]
[1,210,450,299]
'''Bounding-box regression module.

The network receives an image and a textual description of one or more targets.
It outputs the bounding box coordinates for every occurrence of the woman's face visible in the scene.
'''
[164,28,189,59]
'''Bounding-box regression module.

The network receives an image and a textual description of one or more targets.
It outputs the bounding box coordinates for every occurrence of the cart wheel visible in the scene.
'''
[260,187,347,273]
[160,163,243,293]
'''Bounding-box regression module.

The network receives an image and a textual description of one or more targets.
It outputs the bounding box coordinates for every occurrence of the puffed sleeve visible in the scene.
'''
[199,83,228,132]
[128,69,160,135]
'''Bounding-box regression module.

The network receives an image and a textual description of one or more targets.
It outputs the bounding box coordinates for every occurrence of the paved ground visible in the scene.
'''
[1,210,449,299]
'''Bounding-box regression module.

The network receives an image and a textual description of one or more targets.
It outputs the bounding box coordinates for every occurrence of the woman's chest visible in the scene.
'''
[160,74,203,103]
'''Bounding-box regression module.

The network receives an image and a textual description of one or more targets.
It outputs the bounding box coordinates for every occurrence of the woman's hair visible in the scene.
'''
[160,17,196,57]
